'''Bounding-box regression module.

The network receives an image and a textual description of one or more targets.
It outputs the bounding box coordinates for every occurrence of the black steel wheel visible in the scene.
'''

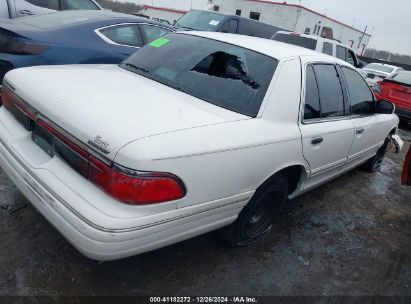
[220,174,288,247]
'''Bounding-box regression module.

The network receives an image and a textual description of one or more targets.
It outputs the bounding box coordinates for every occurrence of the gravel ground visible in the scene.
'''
[0,127,410,298]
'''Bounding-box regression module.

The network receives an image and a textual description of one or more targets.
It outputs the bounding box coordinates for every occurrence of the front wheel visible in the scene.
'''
[220,175,288,247]
[363,136,390,172]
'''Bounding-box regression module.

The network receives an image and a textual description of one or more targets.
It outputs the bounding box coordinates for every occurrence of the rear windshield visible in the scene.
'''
[387,72,411,86]
[175,10,226,31]
[364,63,395,74]
[120,33,278,117]
[272,33,317,50]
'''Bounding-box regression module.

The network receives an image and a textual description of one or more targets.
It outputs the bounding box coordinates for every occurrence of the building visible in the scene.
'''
[139,0,371,54]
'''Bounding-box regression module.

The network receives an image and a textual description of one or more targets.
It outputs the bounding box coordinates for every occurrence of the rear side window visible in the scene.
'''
[219,19,238,34]
[304,65,321,120]
[313,64,345,118]
[66,0,99,10]
[336,46,346,61]
[342,67,374,115]
[322,42,333,56]
[26,0,60,10]
[121,33,278,117]
[139,24,171,43]
[99,25,142,47]
[272,33,317,50]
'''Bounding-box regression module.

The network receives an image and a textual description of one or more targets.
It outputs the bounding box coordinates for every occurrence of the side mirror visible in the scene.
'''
[356,61,364,68]
[376,100,395,114]
[173,20,177,26]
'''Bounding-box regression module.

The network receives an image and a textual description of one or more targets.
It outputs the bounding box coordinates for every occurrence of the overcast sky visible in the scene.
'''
[130,0,410,55]
[276,0,410,55]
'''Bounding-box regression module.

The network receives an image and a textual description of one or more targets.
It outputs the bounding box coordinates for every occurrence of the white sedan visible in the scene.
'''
[0,32,400,261]
[358,62,403,87]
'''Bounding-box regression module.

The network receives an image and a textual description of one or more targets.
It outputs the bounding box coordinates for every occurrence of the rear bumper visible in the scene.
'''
[0,109,249,260]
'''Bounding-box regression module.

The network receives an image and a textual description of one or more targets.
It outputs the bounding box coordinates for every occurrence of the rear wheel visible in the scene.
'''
[220,175,288,246]
[363,136,390,172]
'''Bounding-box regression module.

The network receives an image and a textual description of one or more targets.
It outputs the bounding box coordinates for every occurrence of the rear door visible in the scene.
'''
[299,59,354,190]
[340,66,393,167]
[14,0,60,17]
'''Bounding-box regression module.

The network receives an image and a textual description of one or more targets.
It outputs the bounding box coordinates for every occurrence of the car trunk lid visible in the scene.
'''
[4,64,248,162]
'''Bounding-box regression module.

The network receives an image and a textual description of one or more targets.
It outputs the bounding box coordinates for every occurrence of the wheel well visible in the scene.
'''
[264,165,305,195]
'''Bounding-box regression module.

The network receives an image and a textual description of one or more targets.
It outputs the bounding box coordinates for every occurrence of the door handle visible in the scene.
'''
[311,137,323,145]
[19,9,34,15]
[356,128,365,134]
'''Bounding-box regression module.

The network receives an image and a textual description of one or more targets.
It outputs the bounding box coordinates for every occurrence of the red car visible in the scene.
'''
[373,71,411,124]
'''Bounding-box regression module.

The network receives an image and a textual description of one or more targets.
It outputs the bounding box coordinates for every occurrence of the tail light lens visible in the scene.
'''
[0,34,48,55]
[89,156,185,205]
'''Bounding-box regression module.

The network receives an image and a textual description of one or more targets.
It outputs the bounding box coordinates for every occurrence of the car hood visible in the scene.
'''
[5,64,248,161]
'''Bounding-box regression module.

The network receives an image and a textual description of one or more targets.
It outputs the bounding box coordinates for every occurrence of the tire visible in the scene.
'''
[362,136,390,172]
[220,174,288,247]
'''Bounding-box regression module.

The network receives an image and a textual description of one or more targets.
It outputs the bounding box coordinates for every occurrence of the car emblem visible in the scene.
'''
[88,135,110,154]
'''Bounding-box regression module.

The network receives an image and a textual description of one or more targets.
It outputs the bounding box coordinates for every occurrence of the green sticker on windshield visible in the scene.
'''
[149,37,170,48]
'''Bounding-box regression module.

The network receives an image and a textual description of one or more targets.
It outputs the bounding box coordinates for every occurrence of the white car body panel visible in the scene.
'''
[0,32,399,260]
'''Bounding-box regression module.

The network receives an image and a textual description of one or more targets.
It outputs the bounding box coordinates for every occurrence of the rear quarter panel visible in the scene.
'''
[114,58,309,208]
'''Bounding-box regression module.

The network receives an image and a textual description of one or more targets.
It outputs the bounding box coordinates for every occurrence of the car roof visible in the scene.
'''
[183,31,334,60]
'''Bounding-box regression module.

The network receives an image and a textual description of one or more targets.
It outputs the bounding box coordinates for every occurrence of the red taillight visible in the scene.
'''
[0,36,48,55]
[89,156,185,205]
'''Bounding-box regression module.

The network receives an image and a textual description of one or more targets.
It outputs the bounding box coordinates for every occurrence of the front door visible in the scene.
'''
[340,66,394,167]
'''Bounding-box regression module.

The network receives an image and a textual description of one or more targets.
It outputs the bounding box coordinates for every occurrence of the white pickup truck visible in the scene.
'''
[0,0,102,19]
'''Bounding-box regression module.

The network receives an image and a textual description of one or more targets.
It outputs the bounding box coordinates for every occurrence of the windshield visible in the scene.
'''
[175,10,226,31]
[120,33,278,117]
[364,63,395,74]
[272,33,317,50]
[387,71,411,86]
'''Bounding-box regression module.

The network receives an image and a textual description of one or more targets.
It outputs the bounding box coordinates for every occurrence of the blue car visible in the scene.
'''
[0,10,175,85]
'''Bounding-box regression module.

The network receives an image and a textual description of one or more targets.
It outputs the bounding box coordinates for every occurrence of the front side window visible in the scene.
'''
[313,64,345,118]
[66,0,98,10]
[304,65,321,120]
[139,24,171,43]
[336,46,346,61]
[26,0,60,10]
[322,42,333,56]
[120,33,278,117]
[342,67,374,115]
[99,25,142,47]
